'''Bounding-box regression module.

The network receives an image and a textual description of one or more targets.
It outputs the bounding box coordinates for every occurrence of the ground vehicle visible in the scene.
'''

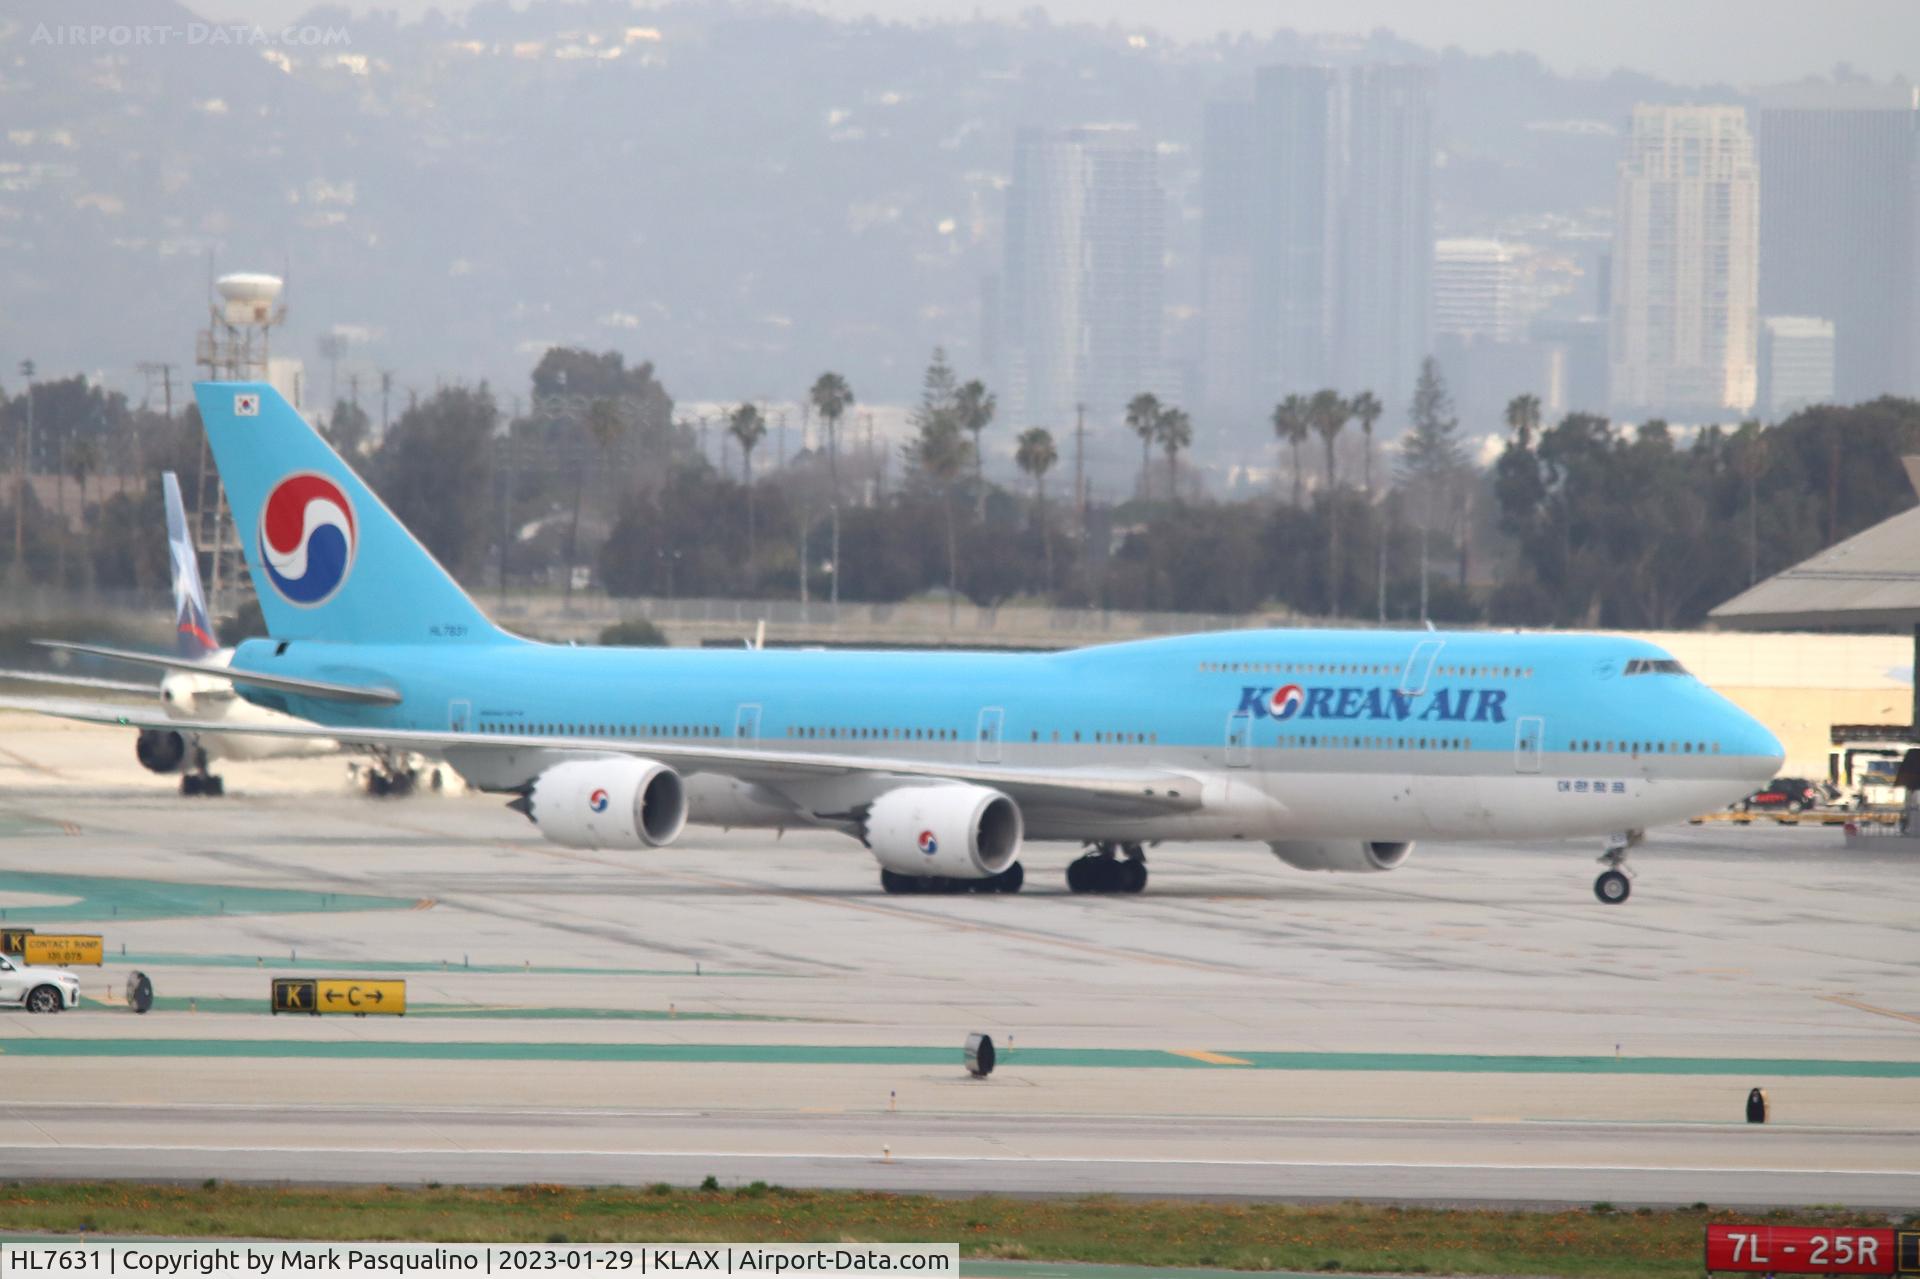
[1739,776,1826,813]
[0,953,82,1012]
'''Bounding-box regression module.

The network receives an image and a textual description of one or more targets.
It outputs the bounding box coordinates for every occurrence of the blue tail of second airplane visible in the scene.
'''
[191,381,517,647]
[163,471,220,658]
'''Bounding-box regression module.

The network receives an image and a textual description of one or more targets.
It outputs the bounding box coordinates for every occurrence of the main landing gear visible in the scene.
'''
[1594,829,1643,905]
[880,864,1025,895]
[1067,842,1148,894]
[180,746,223,797]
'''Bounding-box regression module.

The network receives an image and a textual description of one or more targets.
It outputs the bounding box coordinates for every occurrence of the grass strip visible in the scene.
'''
[0,1182,1912,1277]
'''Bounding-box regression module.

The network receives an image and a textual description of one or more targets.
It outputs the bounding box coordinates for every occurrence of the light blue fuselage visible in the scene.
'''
[231,627,1783,844]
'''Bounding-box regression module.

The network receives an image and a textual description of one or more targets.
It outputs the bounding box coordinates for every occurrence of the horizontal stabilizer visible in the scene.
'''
[33,641,402,706]
[0,668,158,697]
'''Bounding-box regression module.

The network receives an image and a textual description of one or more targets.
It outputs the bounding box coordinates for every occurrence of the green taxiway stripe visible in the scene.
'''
[0,1039,1913,1077]
[108,953,780,978]
[0,872,417,922]
[76,995,788,1021]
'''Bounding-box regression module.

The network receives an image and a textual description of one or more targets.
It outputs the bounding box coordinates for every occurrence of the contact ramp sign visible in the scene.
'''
[25,934,103,966]
[271,977,405,1016]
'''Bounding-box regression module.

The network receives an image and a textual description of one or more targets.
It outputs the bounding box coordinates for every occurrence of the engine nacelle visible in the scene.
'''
[135,729,189,774]
[864,784,1022,880]
[1268,839,1414,873]
[516,758,688,850]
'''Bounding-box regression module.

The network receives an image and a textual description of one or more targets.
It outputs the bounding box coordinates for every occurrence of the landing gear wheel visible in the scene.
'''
[994,862,1024,894]
[1122,859,1148,893]
[1594,869,1631,904]
[180,775,200,797]
[204,774,224,797]
[25,984,63,1013]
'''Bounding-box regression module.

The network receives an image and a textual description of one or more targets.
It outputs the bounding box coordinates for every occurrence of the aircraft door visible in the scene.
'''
[1399,640,1444,695]
[448,700,471,733]
[1514,716,1544,773]
[1226,710,1253,768]
[735,703,762,743]
[976,707,1004,763]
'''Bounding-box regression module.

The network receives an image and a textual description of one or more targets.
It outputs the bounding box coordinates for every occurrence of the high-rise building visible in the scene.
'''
[1758,315,1837,419]
[1337,65,1435,421]
[1433,239,1526,344]
[1199,64,1431,444]
[1758,84,1920,402]
[1001,126,1166,432]
[1608,105,1760,418]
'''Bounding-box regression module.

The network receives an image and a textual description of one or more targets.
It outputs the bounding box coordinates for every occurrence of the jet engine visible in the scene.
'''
[135,728,189,775]
[513,758,688,850]
[863,784,1022,880]
[1267,839,1413,873]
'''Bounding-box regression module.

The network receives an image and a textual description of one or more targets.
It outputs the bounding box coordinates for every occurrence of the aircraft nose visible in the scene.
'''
[1732,708,1785,777]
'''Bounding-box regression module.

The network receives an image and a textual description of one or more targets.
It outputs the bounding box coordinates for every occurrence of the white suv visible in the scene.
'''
[0,952,82,1012]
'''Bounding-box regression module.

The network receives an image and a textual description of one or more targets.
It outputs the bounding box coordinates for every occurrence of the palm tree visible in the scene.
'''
[1270,394,1310,506]
[1350,390,1383,499]
[1125,392,1161,500]
[728,403,767,561]
[1015,426,1058,589]
[1505,393,1542,451]
[68,437,98,588]
[955,380,996,516]
[1155,407,1193,502]
[1307,390,1351,616]
[808,372,854,607]
[1307,389,1350,492]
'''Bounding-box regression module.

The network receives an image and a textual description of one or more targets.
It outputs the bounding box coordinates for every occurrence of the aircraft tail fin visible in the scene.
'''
[190,382,518,646]
[162,472,219,657]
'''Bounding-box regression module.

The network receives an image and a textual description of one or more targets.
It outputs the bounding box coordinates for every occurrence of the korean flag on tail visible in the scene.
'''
[233,392,260,417]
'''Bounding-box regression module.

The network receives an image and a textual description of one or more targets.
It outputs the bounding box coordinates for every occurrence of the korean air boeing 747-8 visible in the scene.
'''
[15,383,1784,904]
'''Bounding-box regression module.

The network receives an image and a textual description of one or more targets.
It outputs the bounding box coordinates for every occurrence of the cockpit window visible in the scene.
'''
[1623,658,1688,676]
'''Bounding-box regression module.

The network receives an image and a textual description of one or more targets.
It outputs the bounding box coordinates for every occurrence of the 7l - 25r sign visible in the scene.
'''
[1706,1225,1918,1274]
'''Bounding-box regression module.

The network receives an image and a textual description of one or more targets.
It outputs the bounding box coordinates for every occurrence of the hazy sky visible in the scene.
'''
[218,0,1918,86]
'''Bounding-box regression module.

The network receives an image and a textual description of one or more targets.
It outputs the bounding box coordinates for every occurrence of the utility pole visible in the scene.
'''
[13,358,34,582]
[1072,402,1086,524]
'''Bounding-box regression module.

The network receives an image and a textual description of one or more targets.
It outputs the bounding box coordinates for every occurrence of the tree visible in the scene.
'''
[728,403,768,560]
[1350,390,1383,499]
[325,399,372,456]
[371,385,499,581]
[1155,406,1193,502]
[1270,394,1310,506]
[67,437,98,587]
[955,379,996,515]
[903,390,972,614]
[1505,393,1541,451]
[1125,392,1161,501]
[808,371,854,606]
[1398,358,1465,623]
[1015,426,1058,589]
[1307,389,1351,615]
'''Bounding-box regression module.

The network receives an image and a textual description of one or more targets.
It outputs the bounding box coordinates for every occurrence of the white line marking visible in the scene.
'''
[0,1144,1909,1178]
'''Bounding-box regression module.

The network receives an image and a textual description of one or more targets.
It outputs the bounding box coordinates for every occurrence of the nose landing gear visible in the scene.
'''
[1593,829,1642,904]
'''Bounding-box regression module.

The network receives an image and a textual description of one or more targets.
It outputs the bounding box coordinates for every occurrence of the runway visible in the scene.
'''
[4,1102,1916,1208]
[1,715,1916,1209]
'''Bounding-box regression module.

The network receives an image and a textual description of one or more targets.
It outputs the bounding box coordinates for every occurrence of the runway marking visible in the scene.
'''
[1820,995,1920,1027]
[1169,1050,1252,1066]
[0,1143,1909,1180]
[4,1038,1917,1077]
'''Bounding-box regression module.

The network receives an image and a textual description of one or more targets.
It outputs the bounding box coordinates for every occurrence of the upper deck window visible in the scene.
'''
[1623,658,1688,676]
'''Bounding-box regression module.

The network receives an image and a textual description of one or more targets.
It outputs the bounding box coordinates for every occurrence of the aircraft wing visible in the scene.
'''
[0,696,1202,817]
[32,641,402,706]
[0,668,159,697]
